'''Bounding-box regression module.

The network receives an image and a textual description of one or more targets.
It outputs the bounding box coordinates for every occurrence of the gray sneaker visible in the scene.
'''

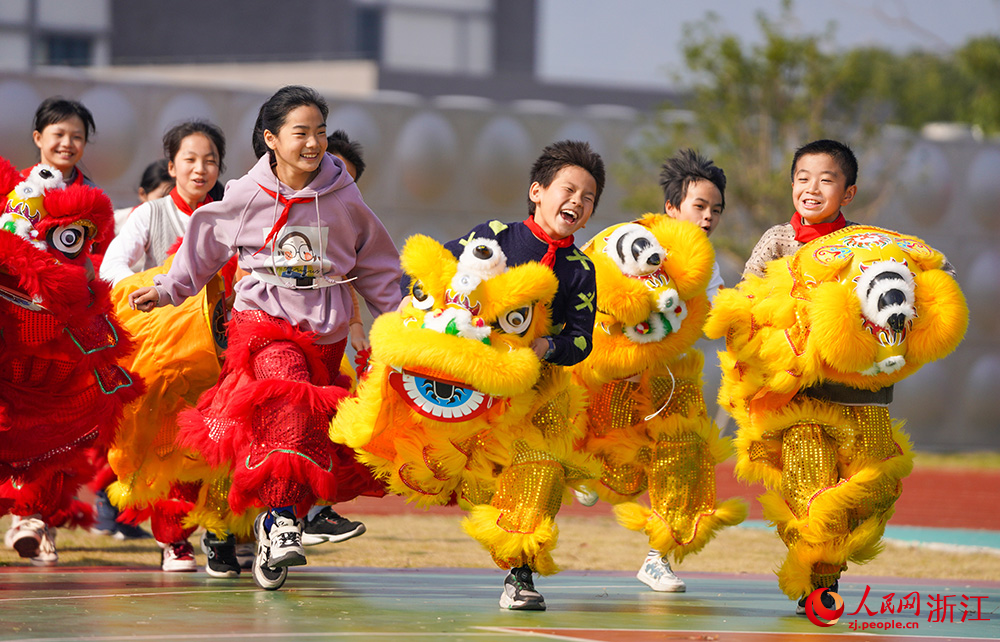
[266,511,306,568]
[499,565,546,611]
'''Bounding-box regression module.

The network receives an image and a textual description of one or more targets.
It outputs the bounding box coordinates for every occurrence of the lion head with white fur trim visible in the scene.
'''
[574,213,715,386]
[330,234,558,505]
[706,225,968,420]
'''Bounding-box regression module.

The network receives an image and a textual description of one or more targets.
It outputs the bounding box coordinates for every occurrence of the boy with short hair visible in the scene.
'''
[743,139,858,278]
[444,139,602,365]
[327,130,366,183]
[441,140,604,610]
[661,148,727,302]
[733,138,955,614]
[625,148,729,594]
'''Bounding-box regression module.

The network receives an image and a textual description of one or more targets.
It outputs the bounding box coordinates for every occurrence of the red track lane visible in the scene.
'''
[346,463,1000,531]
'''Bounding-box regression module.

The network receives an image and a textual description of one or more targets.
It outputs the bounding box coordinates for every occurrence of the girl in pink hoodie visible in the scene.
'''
[130,86,401,589]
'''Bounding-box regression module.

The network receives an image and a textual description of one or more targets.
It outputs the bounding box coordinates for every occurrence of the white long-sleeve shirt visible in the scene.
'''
[100,196,189,286]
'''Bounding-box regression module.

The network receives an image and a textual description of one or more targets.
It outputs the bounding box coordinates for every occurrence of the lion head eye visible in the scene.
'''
[411,280,435,311]
[496,305,533,336]
[47,224,87,259]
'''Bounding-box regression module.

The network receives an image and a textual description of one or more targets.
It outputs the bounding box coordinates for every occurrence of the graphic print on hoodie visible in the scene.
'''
[266,226,332,286]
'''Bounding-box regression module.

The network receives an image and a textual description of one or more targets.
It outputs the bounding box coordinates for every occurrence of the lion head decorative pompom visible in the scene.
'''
[0,155,140,489]
[706,225,968,421]
[572,214,746,563]
[330,234,559,506]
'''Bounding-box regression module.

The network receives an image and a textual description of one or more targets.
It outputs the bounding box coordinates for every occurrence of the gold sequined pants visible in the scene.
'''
[775,404,906,593]
[485,443,565,569]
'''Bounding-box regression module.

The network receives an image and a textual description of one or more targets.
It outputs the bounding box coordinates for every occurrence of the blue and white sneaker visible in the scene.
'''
[251,513,287,591]
[636,550,686,592]
[266,511,306,568]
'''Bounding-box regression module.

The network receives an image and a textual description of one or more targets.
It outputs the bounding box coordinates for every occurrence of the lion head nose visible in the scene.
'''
[473,244,493,260]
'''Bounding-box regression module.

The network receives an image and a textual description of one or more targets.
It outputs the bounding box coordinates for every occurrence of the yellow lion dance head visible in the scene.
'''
[575,213,715,386]
[330,234,558,505]
[707,225,968,421]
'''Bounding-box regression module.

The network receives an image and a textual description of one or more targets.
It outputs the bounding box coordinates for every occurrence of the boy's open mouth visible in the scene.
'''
[559,209,578,224]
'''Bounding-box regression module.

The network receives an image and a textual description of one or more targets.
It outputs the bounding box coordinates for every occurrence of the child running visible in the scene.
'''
[2,96,101,566]
[635,148,729,592]
[129,85,401,589]
[441,140,603,610]
[102,120,236,575]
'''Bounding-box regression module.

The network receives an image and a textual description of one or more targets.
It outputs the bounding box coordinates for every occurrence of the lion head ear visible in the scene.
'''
[400,234,456,297]
[907,270,968,364]
[808,281,878,374]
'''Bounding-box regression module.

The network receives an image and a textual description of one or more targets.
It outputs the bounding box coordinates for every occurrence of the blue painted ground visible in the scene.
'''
[0,567,996,641]
[740,520,1000,553]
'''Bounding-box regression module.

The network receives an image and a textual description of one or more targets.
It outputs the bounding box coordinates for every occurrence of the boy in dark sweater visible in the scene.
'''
[439,140,604,610]
[443,140,602,367]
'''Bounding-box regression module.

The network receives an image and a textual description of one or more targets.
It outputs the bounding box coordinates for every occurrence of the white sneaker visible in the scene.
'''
[267,512,306,568]
[31,525,58,566]
[572,486,599,507]
[160,540,197,572]
[5,515,45,559]
[637,551,686,592]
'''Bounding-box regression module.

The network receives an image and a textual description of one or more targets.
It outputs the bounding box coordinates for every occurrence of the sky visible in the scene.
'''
[537,0,1000,89]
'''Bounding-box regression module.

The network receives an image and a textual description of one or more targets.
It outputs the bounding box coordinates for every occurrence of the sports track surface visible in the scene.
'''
[2,464,997,641]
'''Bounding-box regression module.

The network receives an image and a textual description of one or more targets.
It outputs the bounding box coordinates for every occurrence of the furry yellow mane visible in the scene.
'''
[330,234,559,506]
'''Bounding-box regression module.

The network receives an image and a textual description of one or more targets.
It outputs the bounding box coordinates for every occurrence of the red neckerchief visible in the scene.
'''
[523,216,573,268]
[253,183,314,256]
[791,211,846,243]
[65,167,85,187]
[169,186,212,216]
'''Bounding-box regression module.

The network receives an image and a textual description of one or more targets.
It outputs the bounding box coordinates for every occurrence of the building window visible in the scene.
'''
[43,35,92,66]
[357,7,381,61]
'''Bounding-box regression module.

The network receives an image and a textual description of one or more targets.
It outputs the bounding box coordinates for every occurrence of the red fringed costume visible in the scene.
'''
[0,156,141,523]
[176,309,382,517]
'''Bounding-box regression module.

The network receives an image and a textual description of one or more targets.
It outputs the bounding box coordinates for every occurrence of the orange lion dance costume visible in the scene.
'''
[105,254,244,544]
[705,225,967,602]
[331,234,598,578]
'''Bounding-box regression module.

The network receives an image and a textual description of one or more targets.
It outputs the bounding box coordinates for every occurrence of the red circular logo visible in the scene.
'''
[804,588,845,627]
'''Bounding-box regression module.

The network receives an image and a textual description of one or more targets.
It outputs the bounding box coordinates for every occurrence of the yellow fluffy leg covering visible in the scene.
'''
[181,475,255,539]
[614,428,747,563]
[461,453,566,575]
[769,413,912,599]
[596,460,647,503]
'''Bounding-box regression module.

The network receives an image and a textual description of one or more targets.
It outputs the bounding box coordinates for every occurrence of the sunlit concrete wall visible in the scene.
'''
[0,71,995,450]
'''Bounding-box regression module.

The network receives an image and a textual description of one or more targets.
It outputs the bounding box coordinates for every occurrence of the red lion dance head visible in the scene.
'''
[0,155,141,516]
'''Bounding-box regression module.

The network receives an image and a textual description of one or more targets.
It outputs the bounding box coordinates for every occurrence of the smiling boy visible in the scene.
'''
[743,139,858,278]
[442,139,603,367]
[433,140,604,610]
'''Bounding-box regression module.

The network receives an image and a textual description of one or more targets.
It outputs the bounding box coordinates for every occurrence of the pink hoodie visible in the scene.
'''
[153,153,401,343]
